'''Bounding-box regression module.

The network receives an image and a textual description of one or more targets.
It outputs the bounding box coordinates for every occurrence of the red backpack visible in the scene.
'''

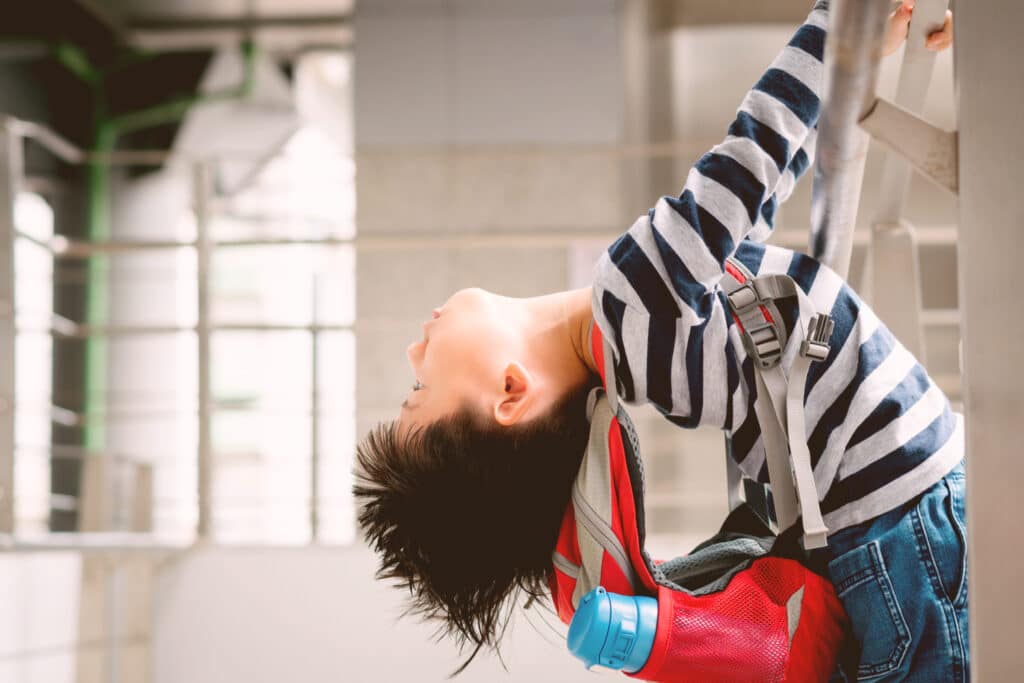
[548,324,848,682]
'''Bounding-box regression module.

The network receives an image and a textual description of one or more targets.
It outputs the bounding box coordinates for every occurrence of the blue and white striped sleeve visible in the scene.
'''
[592,2,828,424]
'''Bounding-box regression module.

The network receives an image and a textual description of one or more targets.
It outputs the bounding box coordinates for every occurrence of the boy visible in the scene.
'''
[355,1,963,680]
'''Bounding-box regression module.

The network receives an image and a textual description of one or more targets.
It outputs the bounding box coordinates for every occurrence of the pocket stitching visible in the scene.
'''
[833,566,874,595]
[831,541,912,680]
[943,476,969,607]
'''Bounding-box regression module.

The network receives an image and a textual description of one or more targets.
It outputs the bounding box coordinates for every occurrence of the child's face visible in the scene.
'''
[398,287,513,435]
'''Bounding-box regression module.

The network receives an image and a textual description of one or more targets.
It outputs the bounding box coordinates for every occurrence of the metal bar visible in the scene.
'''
[0,532,188,554]
[127,27,353,54]
[0,122,20,534]
[862,0,949,361]
[660,0,823,27]
[310,275,321,542]
[872,0,949,222]
[13,228,54,251]
[808,0,892,278]
[21,175,65,197]
[16,444,137,462]
[956,0,1024,678]
[32,322,354,338]
[6,118,86,164]
[195,163,213,542]
[41,225,963,258]
[858,98,958,194]
[5,112,897,167]
[126,13,351,31]
[105,564,122,683]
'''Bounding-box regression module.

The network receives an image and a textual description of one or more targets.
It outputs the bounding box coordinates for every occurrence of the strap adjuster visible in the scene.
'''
[727,284,759,311]
[799,314,835,362]
[748,324,782,368]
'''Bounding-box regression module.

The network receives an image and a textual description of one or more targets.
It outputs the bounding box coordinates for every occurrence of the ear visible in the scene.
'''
[493,361,535,427]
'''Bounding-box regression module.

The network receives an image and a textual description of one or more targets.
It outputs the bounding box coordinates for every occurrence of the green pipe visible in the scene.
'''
[51,42,102,85]
[52,41,258,453]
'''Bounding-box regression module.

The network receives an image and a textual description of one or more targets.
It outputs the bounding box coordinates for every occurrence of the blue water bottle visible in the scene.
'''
[566,586,658,673]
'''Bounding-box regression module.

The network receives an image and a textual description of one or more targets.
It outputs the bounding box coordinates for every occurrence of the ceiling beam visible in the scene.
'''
[121,14,352,53]
[124,14,351,32]
[650,0,815,28]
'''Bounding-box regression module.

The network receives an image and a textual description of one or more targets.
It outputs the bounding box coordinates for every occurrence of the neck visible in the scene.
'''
[517,287,598,387]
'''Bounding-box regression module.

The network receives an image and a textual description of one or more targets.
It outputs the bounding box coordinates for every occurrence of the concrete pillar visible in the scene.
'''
[955,0,1024,678]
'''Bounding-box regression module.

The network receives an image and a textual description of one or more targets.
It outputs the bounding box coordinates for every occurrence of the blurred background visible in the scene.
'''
[0,0,958,681]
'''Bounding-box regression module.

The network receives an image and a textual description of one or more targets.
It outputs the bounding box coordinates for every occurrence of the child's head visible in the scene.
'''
[353,286,596,665]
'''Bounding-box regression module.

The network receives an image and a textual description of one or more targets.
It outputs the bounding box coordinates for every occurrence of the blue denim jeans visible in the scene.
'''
[824,461,969,682]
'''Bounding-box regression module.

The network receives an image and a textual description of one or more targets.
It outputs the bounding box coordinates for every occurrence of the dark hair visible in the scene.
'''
[353,384,594,673]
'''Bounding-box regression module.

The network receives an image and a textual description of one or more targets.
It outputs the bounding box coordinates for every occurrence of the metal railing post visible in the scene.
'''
[194,162,214,542]
[310,275,321,542]
[0,121,20,534]
[808,0,892,278]
[307,274,319,540]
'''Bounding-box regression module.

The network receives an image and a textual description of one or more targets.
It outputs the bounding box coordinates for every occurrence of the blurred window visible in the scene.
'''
[13,192,55,535]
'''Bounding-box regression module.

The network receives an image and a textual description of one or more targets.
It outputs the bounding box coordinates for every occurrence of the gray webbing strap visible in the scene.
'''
[754,367,799,531]
[571,389,638,607]
[786,356,829,549]
[784,285,832,548]
[723,258,832,549]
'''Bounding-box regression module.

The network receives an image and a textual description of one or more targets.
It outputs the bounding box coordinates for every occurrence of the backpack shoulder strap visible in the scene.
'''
[722,257,833,550]
[564,388,639,608]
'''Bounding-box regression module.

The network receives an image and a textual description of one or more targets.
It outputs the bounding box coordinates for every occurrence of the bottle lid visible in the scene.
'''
[566,587,658,673]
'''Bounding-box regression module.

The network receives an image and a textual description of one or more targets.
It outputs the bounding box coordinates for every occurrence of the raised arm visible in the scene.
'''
[591,1,828,421]
[596,1,828,322]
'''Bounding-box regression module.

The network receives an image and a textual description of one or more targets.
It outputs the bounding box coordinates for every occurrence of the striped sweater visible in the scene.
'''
[590,1,963,533]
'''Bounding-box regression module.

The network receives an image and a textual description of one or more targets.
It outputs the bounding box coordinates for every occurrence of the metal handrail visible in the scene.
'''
[0,532,189,555]
[20,225,962,260]
[26,319,353,339]
[808,0,892,278]
[5,117,86,164]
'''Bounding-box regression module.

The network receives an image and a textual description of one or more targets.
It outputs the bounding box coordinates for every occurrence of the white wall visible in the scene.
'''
[0,555,81,683]
[353,0,627,432]
[153,546,599,683]
[0,553,152,683]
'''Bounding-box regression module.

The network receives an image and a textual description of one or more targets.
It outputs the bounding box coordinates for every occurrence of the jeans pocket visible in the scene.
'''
[828,541,911,680]
[941,472,968,606]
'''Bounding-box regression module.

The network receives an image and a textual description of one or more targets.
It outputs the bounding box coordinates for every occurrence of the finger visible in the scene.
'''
[893,0,913,26]
[926,10,953,51]
[884,1,914,55]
